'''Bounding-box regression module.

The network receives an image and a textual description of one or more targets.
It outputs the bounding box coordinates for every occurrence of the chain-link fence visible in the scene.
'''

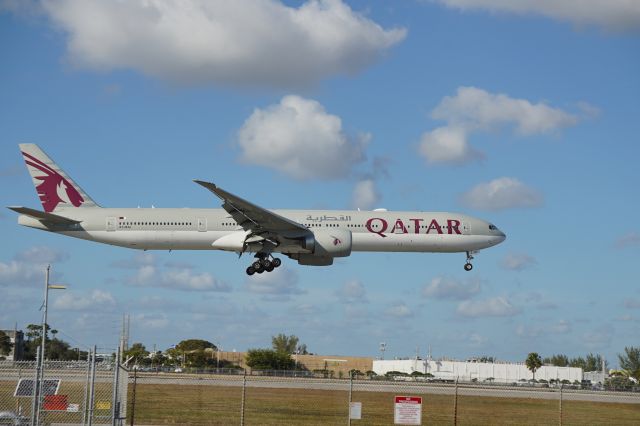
[126,371,640,425]
[0,356,128,425]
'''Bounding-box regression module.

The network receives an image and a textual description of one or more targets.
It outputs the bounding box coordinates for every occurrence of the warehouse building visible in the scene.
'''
[373,358,582,384]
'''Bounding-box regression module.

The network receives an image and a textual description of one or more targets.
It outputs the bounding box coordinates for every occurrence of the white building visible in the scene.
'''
[373,359,582,384]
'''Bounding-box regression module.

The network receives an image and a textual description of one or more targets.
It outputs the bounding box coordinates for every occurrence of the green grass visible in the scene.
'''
[128,383,640,425]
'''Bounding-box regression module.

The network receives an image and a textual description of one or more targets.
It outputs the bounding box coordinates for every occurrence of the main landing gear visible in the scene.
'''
[246,253,282,276]
[464,251,474,271]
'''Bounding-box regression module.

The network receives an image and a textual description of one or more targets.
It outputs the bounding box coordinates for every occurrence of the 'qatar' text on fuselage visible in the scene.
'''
[365,217,462,238]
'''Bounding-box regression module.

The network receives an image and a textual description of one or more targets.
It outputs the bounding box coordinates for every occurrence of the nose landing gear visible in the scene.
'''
[246,253,282,276]
[464,251,474,271]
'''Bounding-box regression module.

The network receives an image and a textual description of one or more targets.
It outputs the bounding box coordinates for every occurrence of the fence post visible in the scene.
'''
[348,371,353,426]
[453,377,459,426]
[112,346,121,426]
[240,370,247,426]
[82,350,92,426]
[88,346,97,426]
[30,346,40,426]
[559,383,563,426]
[130,368,137,426]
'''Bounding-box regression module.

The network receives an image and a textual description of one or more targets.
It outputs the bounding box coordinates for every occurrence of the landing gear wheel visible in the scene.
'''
[252,261,262,270]
[261,259,272,269]
[265,264,275,272]
[272,258,282,268]
[464,263,473,271]
[256,266,264,274]
[246,266,255,276]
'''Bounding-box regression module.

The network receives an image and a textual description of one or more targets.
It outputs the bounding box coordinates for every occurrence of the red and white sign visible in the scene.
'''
[394,396,422,425]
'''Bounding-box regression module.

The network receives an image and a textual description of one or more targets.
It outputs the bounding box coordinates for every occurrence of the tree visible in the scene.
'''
[23,323,65,360]
[175,339,216,352]
[271,334,299,354]
[245,349,295,370]
[569,356,586,369]
[584,353,607,372]
[168,340,218,368]
[568,354,606,371]
[349,369,364,378]
[0,331,13,356]
[526,353,543,381]
[124,343,150,365]
[543,354,569,367]
[618,346,640,381]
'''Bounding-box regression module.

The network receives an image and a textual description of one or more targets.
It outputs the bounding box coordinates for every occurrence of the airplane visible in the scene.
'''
[9,144,506,275]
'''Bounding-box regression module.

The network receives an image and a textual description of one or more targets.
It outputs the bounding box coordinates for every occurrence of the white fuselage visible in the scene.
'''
[18,207,506,254]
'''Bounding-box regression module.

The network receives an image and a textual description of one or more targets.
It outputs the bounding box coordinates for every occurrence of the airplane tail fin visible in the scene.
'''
[19,143,100,212]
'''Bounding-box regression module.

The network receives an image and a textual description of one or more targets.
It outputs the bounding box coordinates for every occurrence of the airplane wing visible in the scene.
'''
[193,180,310,239]
[7,206,81,225]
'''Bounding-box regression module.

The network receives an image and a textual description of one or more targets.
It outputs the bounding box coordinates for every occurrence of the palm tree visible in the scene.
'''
[526,352,543,381]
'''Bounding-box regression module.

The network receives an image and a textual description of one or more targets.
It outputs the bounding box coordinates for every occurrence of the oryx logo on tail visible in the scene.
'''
[22,151,85,212]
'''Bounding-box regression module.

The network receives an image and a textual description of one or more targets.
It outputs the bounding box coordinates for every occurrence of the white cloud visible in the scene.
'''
[112,252,155,269]
[288,303,325,316]
[583,325,613,349]
[385,302,413,318]
[615,231,640,249]
[238,95,367,180]
[351,179,381,210]
[469,333,488,346]
[53,289,116,311]
[163,268,229,291]
[125,256,230,292]
[516,318,571,337]
[134,313,170,330]
[14,246,69,264]
[419,126,482,165]
[433,0,640,32]
[432,86,579,135]
[419,86,580,165]
[0,260,44,287]
[549,319,571,334]
[244,267,304,296]
[41,0,406,88]
[459,177,543,211]
[501,253,537,271]
[335,279,367,302]
[515,324,540,338]
[422,276,481,300]
[457,296,519,317]
[0,246,71,287]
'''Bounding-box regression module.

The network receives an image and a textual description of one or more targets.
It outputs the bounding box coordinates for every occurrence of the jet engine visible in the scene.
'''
[292,229,352,265]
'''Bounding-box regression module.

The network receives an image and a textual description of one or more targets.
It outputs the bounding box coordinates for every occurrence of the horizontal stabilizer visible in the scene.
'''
[7,206,81,224]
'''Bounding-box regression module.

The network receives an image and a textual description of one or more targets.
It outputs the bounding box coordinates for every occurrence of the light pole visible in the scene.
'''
[41,265,67,362]
[379,342,386,360]
[216,346,222,371]
[34,264,66,426]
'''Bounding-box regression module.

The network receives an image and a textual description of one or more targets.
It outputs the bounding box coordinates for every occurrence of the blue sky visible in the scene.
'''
[1,0,639,366]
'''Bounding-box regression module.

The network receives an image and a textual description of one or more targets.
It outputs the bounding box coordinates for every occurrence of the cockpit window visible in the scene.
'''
[488,224,497,230]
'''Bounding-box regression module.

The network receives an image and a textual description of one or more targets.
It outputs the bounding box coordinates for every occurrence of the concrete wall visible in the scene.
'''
[373,359,583,383]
